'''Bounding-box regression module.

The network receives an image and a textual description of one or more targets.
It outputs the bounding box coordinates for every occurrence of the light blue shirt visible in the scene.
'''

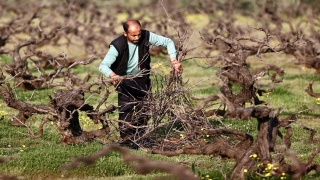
[99,32,177,77]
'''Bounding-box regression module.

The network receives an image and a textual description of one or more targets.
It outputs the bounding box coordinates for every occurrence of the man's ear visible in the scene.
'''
[123,32,127,37]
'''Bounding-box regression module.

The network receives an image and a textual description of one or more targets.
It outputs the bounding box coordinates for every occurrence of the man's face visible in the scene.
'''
[124,25,141,44]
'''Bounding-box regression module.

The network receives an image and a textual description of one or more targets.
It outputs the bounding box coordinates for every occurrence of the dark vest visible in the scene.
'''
[110,30,150,77]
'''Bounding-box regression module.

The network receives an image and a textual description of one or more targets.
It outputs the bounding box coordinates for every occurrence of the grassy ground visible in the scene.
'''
[1,51,320,179]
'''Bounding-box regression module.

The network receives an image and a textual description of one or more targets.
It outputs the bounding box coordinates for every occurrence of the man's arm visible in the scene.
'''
[149,32,182,72]
[99,45,121,85]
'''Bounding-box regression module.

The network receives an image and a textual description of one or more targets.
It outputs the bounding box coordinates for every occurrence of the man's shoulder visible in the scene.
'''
[110,35,127,51]
[111,35,126,44]
[141,29,150,39]
[142,29,149,33]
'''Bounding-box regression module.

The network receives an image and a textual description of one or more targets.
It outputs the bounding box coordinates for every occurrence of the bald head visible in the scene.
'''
[123,20,141,32]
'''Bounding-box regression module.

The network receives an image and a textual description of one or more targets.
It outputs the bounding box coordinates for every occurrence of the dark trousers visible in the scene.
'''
[116,77,151,140]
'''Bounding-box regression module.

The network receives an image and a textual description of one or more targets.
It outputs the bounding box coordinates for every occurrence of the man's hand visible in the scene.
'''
[170,58,182,72]
[109,72,121,86]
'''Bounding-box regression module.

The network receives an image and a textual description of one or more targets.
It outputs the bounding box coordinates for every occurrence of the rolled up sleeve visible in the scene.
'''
[99,45,119,77]
[149,32,177,58]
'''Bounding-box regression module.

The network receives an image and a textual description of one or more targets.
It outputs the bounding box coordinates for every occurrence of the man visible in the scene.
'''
[99,20,182,148]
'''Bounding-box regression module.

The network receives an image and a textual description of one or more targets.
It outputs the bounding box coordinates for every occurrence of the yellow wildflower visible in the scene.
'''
[266,163,273,170]
[243,169,248,173]
[0,110,8,116]
[252,154,257,158]
[317,98,320,105]
[250,154,257,159]
[151,63,161,69]
[265,172,271,177]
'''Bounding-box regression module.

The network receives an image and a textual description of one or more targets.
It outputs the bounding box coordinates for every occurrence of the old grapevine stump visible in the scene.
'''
[49,88,114,145]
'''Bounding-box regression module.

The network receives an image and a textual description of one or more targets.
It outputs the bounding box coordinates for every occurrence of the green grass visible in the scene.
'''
[2,52,320,179]
[2,74,320,180]
[0,117,231,179]
[0,55,11,66]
